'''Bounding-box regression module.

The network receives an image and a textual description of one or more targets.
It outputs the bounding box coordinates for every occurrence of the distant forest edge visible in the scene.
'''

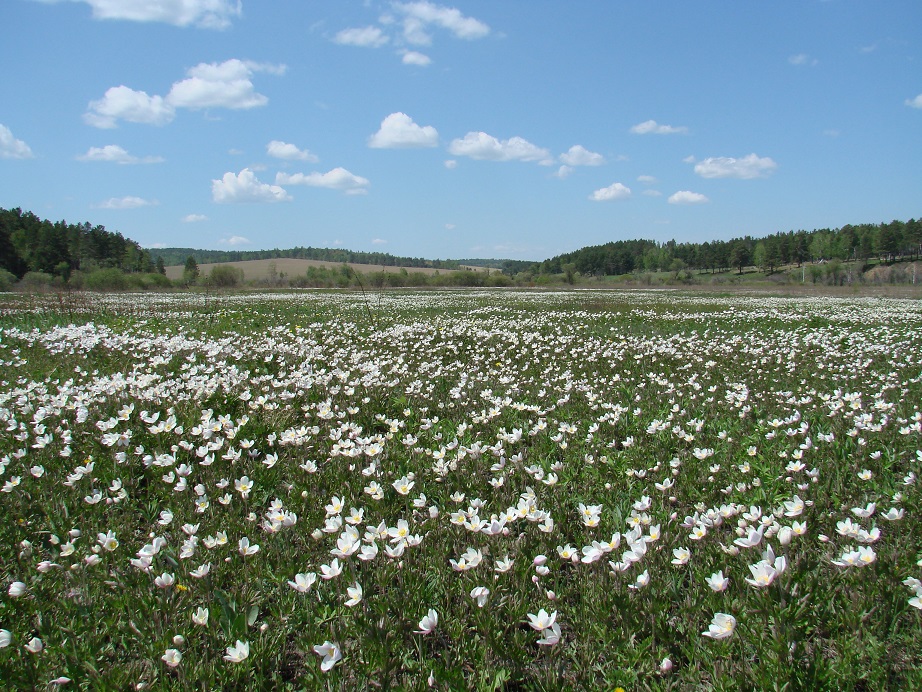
[150,247,500,271]
[0,205,919,291]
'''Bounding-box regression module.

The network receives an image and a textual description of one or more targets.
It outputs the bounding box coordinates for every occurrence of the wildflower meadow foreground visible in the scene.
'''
[1,289,921,689]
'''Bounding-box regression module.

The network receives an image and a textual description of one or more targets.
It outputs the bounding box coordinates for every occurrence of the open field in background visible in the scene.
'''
[1,289,921,689]
[163,259,488,282]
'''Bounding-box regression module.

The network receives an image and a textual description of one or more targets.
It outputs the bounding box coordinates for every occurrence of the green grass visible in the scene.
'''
[1,289,921,689]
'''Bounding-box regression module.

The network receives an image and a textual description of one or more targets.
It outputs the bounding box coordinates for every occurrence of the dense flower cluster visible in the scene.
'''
[0,290,920,688]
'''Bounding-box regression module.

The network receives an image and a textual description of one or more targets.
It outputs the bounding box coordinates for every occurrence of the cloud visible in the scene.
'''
[59,0,242,29]
[906,94,922,109]
[96,196,158,209]
[212,168,292,203]
[693,153,777,179]
[444,159,457,169]
[589,183,631,201]
[181,213,208,223]
[371,238,388,245]
[554,165,573,179]
[630,119,688,135]
[219,235,251,245]
[333,26,389,47]
[637,175,657,184]
[448,132,552,163]
[85,60,282,128]
[559,144,605,166]
[77,144,163,164]
[368,112,438,148]
[167,59,282,110]
[276,168,370,194]
[84,86,175,128]
[0,124,34,159]
[267,140,318,161]
[402,50,432,66]
[668,190,709,205]
[788,53,818,66]
[642,189,662,197]
[393,1,490,45]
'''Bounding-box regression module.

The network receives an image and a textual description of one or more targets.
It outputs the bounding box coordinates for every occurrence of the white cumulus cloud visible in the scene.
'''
[181,213,208,223]
[84,86,176,128]
[267,140,318,161]
[448,132,552,164]
[630,119,688,135]
[96,195,158,209]
[589,183,632,201]
[167,59,282,110]
[77,144,163,164]
[394,1,490,45]
[668,190,709,205]
[402,50,432,66]
[63,0,242,29]
[693,153,777,179]
[368,112,438,148]
[0,124,34,159]
[276,168,370,195]
[906,94,922,109]
[86,59,282,128]
[333,26,389,47]
[212,168,292,203]
[559,145,605,166]
[219,235,251,245]
[788,53,818,66]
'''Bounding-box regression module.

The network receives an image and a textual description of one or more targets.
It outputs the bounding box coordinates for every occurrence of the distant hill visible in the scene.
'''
[162,257,486,282]
[149,246,469,271]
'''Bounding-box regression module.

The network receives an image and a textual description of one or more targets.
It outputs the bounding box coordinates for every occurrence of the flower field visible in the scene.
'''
[1,289,921,689]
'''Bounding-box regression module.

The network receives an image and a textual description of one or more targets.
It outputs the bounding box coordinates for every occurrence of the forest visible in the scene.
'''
[151,246,463,271]
[526,218,921,278]
[0,207,158,280]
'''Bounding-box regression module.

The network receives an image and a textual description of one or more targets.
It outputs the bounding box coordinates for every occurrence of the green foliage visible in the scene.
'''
[205,264,245,288]
[1,291,922,688]
[0,268,15,291]
[0,206,154,279]
[83,268,129,291]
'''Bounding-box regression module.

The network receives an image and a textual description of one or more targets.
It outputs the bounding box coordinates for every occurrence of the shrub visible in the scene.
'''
[20,271,55,291]
[83,268,129,291]
[0,268,16,291]
[205,265,245,288]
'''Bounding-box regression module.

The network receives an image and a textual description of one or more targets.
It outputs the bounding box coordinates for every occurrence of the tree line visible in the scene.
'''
[525,218,921,278]
[0,207,161,281]
[152,246,463,271]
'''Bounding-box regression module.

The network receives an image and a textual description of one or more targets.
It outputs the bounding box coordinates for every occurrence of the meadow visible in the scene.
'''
[1,288,921,690]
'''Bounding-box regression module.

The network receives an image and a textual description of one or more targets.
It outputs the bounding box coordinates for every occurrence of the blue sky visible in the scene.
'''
[1,1,919,261]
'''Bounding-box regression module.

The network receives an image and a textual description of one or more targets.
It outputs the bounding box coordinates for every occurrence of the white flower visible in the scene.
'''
[154,573,175,589]
[192,607,209,626]
[702,613,736,639]
[415,609,438,634]
[470,586,490,608]
[313,641,342,671]
[223,639,250,663]
[345,582,363,607]
[526,609,557,632]
[238,537,259,556]
[288,572,317,593]
[0,629,11,648]
[25,636,44,653]
[536,622,561,646]
[162,648,182,667]
[706,570,729,592]
[671,547,691,566]
[8,581,27,598]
